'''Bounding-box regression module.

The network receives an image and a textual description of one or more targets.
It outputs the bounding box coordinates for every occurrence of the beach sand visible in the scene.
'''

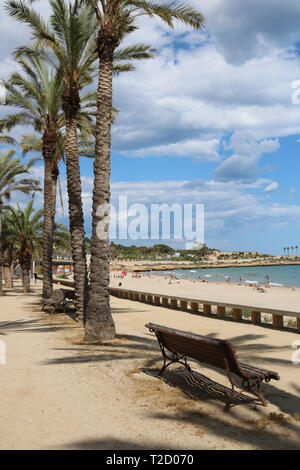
[0,280,299,450]
[110,272,300,316]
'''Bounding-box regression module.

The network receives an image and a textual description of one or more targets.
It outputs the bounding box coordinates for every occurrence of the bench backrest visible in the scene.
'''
[61,289,75,300]
[146,323,245,377]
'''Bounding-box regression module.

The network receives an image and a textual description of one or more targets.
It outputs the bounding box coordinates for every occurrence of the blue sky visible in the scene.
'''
[2,0,300,253]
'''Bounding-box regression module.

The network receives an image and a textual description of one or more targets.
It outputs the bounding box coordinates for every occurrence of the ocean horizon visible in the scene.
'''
[151,264,300,288]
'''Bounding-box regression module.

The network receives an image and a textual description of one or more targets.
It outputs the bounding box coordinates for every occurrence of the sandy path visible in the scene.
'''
[0,281,300,450]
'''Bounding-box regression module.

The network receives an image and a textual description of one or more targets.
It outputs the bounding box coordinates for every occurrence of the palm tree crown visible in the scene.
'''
[0,149,40,205]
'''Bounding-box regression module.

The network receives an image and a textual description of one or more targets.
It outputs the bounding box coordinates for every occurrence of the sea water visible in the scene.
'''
[151,264,300,287]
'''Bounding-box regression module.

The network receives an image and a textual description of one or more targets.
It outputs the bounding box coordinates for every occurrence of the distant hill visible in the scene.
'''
[110,242,217,261]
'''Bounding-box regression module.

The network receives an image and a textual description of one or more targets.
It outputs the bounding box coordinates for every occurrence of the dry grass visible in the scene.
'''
[247,412,290,431]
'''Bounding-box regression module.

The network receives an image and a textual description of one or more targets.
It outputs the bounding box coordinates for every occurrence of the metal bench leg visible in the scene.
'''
[152,330,192,376]
[159,355,191,376]
[250,380,267,407]
[225,377,268,411]
[159,359,171,376]
[224,363,246,412]
[224,385,244,412]
[158,347,191,376]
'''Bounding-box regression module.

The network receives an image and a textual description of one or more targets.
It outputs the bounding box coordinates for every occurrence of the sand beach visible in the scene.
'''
[110,272,300,317]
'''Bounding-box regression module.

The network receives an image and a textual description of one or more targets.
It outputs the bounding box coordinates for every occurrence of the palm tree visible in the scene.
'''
[54,224,91,258]
[6,0,154,320]
[20,130,93,217]
[20,133,62,216]
[1,55,64,299]
[291,246,294,257]
[4,201,43,292]
[85,0,205,340]
[1,53,95,302]
[296,245,298,258]
[0,150,40,293]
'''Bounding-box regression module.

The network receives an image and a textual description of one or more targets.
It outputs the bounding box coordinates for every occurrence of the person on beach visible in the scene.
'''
[34,269,38,284]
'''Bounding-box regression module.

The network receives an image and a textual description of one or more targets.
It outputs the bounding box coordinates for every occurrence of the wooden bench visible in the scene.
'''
[41,288,75,312]
[145,323,280,411]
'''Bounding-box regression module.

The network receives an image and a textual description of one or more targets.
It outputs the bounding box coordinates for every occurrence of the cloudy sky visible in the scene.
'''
[2,0,300,252]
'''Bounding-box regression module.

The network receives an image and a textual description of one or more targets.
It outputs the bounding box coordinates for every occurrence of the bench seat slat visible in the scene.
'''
[240,362,279,380]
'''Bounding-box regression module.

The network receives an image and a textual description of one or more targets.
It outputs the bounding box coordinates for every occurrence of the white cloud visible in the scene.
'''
[214,132,280,182]
[76,177,300,244]
[112,42,300,162]
[124,138,221,160]
[263,182,279,193]
[197,0,300,64]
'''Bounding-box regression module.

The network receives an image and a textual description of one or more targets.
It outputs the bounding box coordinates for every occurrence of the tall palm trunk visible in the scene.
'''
[52,164,58,216]
[62,87,88,320]
[20,252,31,292]
[3,246,13,288]
[42,132,57,299]
[84,28,119,341]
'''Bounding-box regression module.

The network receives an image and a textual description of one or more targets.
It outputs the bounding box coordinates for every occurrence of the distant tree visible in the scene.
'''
[0,150,40,294]
[4,201,43,292]
[1,220,14,288]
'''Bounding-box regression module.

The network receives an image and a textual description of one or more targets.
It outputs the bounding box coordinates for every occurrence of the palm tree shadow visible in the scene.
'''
[42,333,159,365]
[58,436,175,450]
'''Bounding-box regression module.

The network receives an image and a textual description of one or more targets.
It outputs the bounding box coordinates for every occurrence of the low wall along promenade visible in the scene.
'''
[49,277,300,333]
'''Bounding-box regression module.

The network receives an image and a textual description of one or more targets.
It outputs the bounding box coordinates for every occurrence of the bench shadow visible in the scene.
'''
[142,366,255,409]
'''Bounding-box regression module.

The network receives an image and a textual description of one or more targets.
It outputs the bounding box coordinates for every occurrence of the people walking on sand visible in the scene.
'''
[34,268,38,284]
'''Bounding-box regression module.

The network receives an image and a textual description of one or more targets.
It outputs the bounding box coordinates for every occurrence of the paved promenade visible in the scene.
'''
[0,281,299,449]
